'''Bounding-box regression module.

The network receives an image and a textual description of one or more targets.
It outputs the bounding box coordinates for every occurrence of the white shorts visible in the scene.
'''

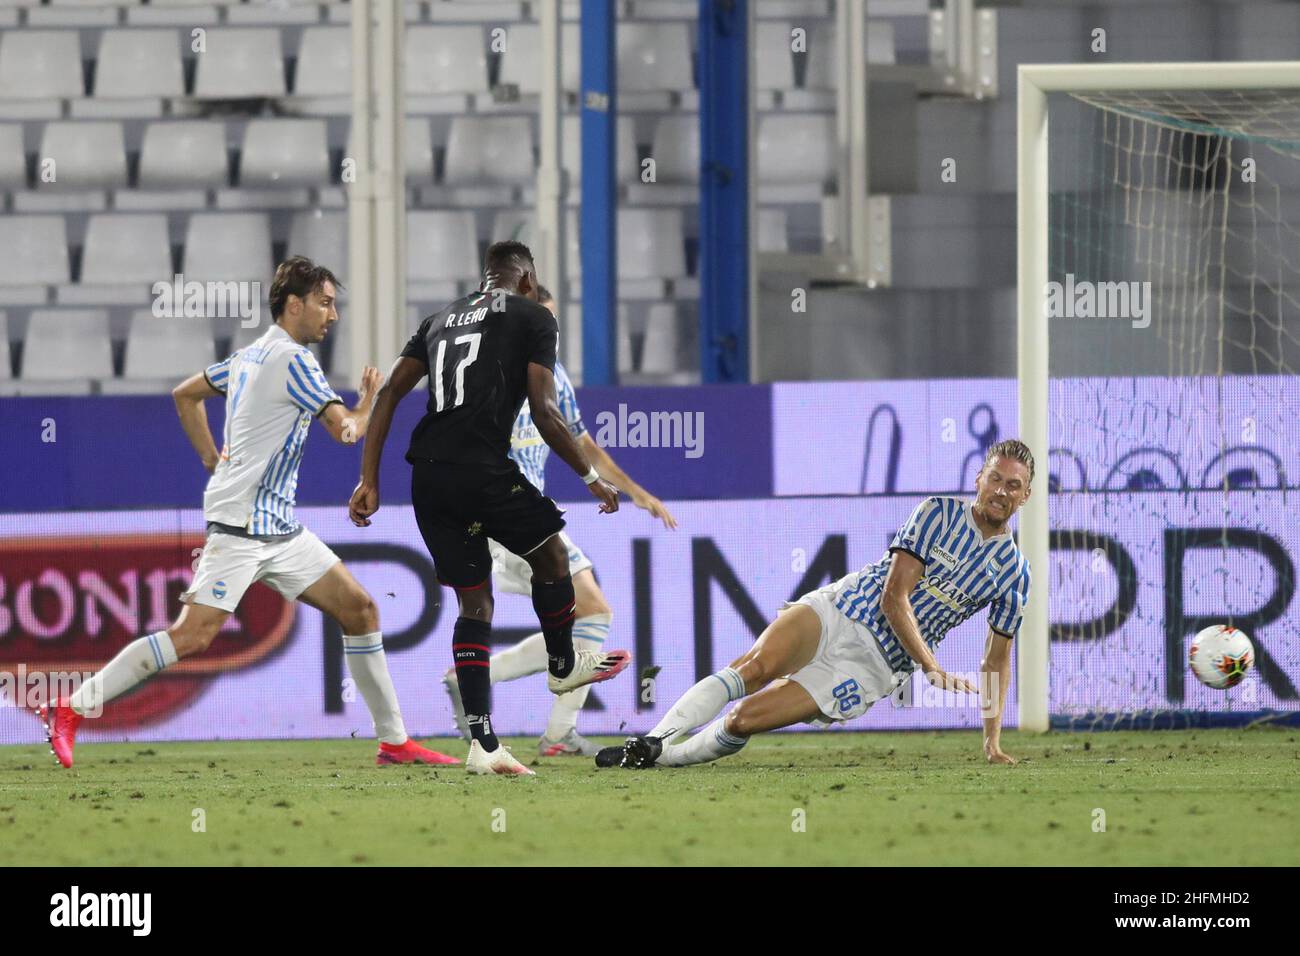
[487,531,593,596]
[785,581,905,723]
[182,527,340,612]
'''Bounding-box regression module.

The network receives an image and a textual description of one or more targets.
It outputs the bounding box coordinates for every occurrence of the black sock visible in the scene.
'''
[452,617,498,752]
[532,575,576,678]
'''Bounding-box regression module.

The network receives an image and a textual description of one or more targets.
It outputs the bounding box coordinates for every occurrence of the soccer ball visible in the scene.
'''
[1188,625,1255,690]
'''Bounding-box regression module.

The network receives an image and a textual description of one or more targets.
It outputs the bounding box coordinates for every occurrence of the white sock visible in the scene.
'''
[648,666,745,742]
[658,716,749,767]
[544,613,610,740]
[69,632,178,716]
[490,631,548,683]
[343,632,408,745]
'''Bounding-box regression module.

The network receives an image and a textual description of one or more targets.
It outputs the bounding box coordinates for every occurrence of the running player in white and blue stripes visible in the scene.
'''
[601,439,1035,770]
[41,257,457,769]
[442,286,678,757]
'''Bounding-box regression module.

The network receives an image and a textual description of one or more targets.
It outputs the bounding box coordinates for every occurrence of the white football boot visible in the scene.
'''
[546,649,632,695]
[466,739,536,776]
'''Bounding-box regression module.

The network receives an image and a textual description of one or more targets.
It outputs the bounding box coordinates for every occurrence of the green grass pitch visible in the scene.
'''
[2,728,1296,866]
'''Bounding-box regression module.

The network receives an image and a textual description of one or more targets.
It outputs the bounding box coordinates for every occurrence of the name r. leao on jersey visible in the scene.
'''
[445,306,488,328]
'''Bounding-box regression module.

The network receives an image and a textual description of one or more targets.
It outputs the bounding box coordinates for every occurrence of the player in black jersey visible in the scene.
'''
[349,240,631,775]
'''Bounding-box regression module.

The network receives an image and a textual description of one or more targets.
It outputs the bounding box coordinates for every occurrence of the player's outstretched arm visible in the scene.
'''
[319,365,383,445]
[881,551,978,694]
[527,362,619,514]
[578,432,677,529]
[349,355,424,527]
[980,629,1016,764]
[172,371,222,473]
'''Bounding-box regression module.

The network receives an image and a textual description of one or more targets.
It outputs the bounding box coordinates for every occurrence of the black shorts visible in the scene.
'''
[410,459,566,589]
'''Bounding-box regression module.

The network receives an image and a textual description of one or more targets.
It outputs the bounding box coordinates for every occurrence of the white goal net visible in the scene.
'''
[1042,83,1300,728]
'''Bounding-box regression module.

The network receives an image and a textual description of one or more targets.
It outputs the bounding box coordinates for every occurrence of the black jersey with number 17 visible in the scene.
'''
[400,290,558,468]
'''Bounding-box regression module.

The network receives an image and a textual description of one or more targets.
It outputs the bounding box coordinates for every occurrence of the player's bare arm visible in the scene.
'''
[527,362,619,514]
[881,551,978,694]
[319,365,384,445]
[172,371,222,473]
[980,627,1016,764]
[349,355,425,527]
[578,432,677,529]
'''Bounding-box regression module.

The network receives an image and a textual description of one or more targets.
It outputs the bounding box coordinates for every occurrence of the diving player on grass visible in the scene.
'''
[599,440,1035,770]
[441,285,678,758]
[40,257,459,769]
[349,241,632,776]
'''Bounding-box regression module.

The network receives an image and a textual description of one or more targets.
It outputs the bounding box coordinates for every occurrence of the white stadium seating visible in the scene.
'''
[183,212,273,281]
[94,29,184,99]
[407,209,479,302]
[138,121,230,189]
[288,209,347,273]
[193,29,286,99]
[0,215,70,304]
[0,123,24,189]
[117,311,217,390]
[21,309,113,389]
[238,118,330,187]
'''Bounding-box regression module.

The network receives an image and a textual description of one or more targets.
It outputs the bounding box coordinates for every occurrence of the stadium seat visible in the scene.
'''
[120,120,228,211]
[292,26,350,113]
[0,30,83,110]
[0,123,24,190]
[649,115,699,183]
[757,207,790,253]
[428,0,523,22]
[21,309,113,387]
[344,116,435,184]
[619,208,686,298]
[618,22,694,109]
[561,114,638,192]
[755,22,797,98]
[59,213,171,306]
[192,29,286,99]
[15,121,126,212]
[0,215,70,304]
[119,310,217,384]
[405,25,487,110]
[407,210,478,302]
[639,303,680,375]
[38,120,128,187]
[443,115,535,186]
[239,119,330,187]
[183,213,273,281]
[496,22,581,94]
[0,312,10,380]
[80,213,172,282]
[93,29,184,99]
[288,210,346,274]
[756,114,835,201]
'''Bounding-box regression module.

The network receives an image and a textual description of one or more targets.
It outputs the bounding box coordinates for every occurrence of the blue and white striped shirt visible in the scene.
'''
[201,325,342,536]
[508,360,586,493]
[833,496,1031,673]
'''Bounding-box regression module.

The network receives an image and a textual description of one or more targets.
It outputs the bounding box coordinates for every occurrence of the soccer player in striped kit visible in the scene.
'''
[441,285,678,757]
[600,440,1035,770]
[40,257,458,769]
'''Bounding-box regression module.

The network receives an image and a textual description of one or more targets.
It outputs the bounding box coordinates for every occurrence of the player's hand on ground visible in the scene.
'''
[984,739,1017,765]
[631,490,677,529]
[925,669,978,694]
[589,477,619,514]
[356,365,384,403]
[349,480,379,527]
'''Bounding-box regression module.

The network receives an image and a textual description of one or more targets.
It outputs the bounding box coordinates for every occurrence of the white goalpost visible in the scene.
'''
[1017,62,1300,733]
